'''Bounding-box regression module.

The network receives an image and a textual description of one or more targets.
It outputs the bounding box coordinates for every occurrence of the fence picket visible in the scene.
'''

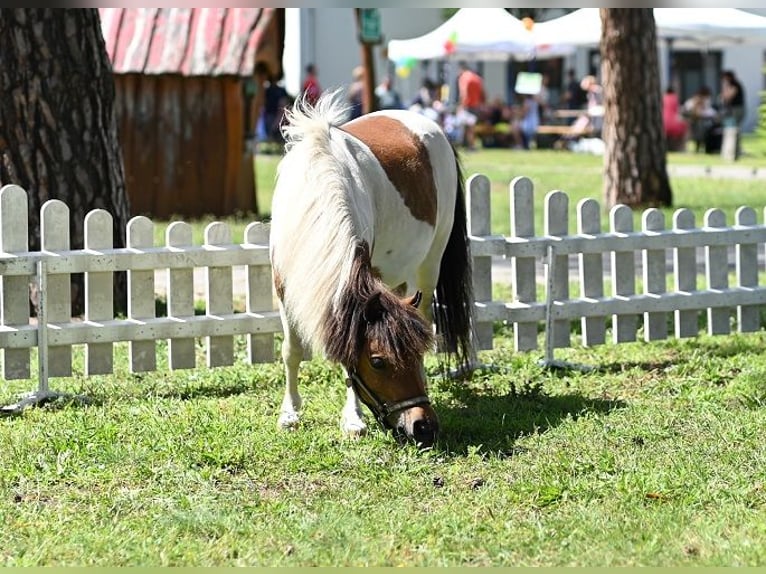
[610,205,638,343]
[642,209,667,341]
[735,207,759,332]
[466,174,493,350]
[40,200,73,378]
[545,191,570,349]
[205,222,234,367]
[127,216,157,372]
[510,177,538,351]
[673,209,698,338]
[1,186,31,379]
[166,221,196,370]
[245,221,275,363]
[577,198,605,346]
[84,209,115,375]
[705,209,731,335]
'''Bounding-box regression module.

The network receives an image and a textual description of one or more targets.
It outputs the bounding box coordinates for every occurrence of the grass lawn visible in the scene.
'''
[2,137,766,566]
[2,330,766,566]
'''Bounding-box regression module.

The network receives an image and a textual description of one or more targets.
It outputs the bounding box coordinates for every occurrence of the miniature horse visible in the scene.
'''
[269,90,473,447]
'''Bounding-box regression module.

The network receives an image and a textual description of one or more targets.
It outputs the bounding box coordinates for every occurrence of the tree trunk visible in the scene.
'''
[0,9,130,315]
[601,8,672,209]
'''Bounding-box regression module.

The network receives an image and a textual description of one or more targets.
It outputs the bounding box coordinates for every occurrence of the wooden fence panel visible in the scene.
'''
[673,209,698,338]
[736,207,759,332]
[577,198,605,346]
[545,191,570,349]
[166,221,196,370]
[41,200,73,377]
[642,209,667,342]
[205,221,234,367]
[705,209,730,335]
[1,185,31,380]
[609,205,638,343]
[467,174,493,350]
[245,221,275,363]
[510,177,538,351]
[127,216,157,372]
[85,209,115,375]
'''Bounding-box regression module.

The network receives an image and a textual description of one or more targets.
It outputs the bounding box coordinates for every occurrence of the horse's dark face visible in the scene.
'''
[351,291,439,448]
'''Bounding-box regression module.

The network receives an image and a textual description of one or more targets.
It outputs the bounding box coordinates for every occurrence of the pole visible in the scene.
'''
[355,8,378,114]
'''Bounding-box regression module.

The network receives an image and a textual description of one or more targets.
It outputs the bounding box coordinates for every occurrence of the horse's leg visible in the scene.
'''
[340,368,367,437]
[277,303,303,430]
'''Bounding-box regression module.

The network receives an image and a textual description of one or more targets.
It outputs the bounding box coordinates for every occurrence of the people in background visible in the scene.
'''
[563,68,587,111]
[457,63,484,151]
[662,87,688,150]
[719,69,745,158]
[719,70,745,128]
[261,74,289,145]
[518,94,540,150]
[683,86,717,153]
[347,66,365,120]
[375,76,403,110]
[457,61,485,116]
[301,63,322,107]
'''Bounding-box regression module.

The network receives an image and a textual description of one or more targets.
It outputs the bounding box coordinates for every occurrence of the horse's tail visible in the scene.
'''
[280,88,351,152]
[432,147,475,372]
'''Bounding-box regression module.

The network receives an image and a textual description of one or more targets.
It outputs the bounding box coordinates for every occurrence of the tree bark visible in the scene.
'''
[601,8,672,209]
[0,9,129,315]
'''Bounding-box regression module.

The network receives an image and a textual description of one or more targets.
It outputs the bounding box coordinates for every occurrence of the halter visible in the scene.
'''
[347,370,431,430]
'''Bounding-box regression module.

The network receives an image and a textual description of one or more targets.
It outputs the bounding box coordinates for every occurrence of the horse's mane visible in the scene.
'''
[280,88,351,153]
[323,242,434,370]
[274,89,430,367]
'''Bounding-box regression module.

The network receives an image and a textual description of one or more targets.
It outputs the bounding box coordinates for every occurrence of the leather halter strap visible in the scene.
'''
[347,371,430,429]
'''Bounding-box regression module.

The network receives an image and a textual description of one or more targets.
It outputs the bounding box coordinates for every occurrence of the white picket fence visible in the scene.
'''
[2,173,766,405]
[467,174,766,363]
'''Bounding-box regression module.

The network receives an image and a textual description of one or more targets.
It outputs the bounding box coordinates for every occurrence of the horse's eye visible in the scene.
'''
[369,356,387,370]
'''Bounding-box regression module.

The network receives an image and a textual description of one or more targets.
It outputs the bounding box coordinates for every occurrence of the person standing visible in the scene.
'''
[563,68,586,111]
[301,63,322,107]
[346,66,365,121]
[457,61,485,116]
[457,62,484,150]
[719,70,746,158]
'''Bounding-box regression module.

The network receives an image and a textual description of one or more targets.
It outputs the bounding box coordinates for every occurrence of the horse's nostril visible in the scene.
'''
[412,418,437,447]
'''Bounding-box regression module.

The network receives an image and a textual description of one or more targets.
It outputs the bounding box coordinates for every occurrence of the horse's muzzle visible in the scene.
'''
[395,406,439,448]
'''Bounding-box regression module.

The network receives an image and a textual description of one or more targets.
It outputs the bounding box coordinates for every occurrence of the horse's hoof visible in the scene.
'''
[341,415,367,438]
[278,411,300,430]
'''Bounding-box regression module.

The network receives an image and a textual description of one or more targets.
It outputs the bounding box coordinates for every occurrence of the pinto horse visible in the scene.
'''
[269,90,473,447]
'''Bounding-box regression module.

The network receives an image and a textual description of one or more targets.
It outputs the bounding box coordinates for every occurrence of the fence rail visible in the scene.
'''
[2,174,766,404]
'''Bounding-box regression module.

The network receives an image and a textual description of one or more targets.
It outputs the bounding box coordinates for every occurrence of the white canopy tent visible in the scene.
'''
[531,8,766,50]
[387,8,573,64]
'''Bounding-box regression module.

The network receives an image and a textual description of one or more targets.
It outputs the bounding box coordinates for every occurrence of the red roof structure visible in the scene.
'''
[99,8,278,77]
[98,8,284,218]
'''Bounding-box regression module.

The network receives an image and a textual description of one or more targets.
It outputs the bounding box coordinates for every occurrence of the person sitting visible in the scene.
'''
[683,86,717,153]
[662,87,688,151]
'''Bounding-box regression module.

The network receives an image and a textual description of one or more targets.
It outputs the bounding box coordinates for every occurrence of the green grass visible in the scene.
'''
[2,330,766,566]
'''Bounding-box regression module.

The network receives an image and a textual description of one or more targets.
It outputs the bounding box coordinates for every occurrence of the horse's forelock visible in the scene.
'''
[323,242,433,369]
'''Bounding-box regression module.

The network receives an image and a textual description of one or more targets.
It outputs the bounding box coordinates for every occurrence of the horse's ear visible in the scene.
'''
[363,291,385,323]
[405,290,423,309]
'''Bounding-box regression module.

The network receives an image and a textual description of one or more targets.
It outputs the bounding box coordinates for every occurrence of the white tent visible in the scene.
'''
[532,8,766,50]
[387,8,572,64]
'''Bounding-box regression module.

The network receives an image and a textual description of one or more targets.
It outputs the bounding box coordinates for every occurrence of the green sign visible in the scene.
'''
[359,9,382,44]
